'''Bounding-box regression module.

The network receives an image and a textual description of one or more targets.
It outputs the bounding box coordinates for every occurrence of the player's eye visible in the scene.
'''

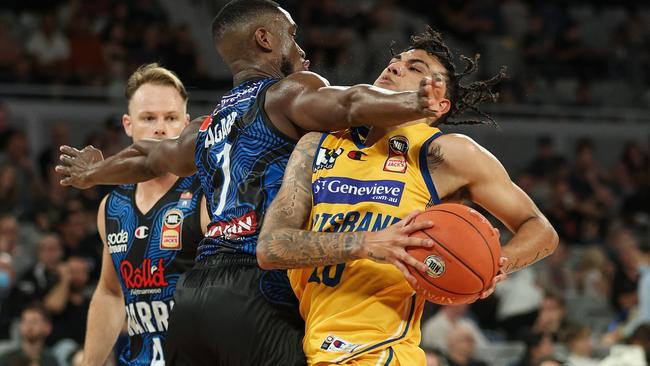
[410,67,423,73]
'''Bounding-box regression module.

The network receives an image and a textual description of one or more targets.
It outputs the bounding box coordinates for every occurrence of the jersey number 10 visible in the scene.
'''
[308,264,345,287]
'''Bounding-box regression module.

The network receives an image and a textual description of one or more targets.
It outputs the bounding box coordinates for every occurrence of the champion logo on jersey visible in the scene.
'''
[347,150,367,161]
[314,147,344,172]
[134,226,149,239]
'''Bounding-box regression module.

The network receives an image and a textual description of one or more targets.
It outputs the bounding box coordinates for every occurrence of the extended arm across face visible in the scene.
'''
[266,72,446,138]
[433,134,559,275]
[57,117,204,188]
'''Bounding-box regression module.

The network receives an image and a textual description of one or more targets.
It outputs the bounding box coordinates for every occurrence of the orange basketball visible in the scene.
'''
[406,203,501,305]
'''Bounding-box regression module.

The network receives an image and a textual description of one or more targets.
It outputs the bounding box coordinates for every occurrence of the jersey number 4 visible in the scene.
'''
[308,264,345,287]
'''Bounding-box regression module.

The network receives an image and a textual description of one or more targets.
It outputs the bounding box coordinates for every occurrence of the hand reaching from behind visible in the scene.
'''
[56,145,104,189]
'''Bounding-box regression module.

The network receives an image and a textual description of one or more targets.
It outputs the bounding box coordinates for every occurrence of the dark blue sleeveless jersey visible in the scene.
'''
[195,78,295,260]
[104,175,203,366]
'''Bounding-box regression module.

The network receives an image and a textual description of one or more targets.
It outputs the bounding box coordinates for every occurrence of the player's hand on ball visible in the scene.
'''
[358,210,434,289]
[479,257,508,299]
[56,145,104,189]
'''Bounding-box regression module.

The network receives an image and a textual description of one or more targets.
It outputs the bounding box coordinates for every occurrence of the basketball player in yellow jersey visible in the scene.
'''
[257,27,559,366]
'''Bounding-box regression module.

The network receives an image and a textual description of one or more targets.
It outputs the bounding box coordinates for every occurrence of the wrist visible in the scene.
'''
[350,232,370,260]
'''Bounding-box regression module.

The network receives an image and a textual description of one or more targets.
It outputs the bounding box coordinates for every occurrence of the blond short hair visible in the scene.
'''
[125,63,188,102]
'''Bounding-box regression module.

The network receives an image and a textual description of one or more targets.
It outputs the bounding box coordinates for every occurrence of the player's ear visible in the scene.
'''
[435,99,451,119]
[184,113,190,126]
[122,113,133,137]
[254,27,273,52]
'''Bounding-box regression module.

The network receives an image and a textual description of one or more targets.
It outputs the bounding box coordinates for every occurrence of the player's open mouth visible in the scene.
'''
[303,60,310,70]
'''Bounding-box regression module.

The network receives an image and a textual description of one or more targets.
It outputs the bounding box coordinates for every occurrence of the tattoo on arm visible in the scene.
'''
[504,247,551,273]
[427,143,444,171]
[259,133,365,268]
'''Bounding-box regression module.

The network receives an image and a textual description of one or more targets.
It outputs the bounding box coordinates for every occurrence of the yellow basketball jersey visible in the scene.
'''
[288,123,443,365]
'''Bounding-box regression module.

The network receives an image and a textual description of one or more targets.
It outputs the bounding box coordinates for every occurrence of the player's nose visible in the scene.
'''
[387,62,403,77]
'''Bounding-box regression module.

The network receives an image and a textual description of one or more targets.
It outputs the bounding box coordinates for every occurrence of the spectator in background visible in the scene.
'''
[45,255,91,347]
[0,215,33,278]
[67,13,105,84]
[513,331,556,366]
[562,324,599,366]
[613,141,646,196]
[526,136,565,180]
[38,123,70,182]
[0,129,44,220]
[57,209,100,279]
[421,305,490,355]
[0,18,21,81]
[25,13,69,81]
[444,323,488,366]
[0,304,58,366]
[495,267,543,339]
[424,347,448,366]
[0,234,63,339]
[600,324,650,366]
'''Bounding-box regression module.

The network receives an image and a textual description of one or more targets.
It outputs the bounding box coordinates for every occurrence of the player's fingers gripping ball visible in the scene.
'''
[406,203,501,305]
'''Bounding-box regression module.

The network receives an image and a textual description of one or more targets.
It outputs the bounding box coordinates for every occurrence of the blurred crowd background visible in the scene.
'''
[0,0,648,366]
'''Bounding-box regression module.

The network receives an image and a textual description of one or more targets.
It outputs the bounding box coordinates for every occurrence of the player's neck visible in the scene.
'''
[364,118,428,146]
[231,61,284,86]
[135,174,179,213]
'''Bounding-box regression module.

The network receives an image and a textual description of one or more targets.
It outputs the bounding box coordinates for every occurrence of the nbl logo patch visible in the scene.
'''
[161,209,183,250]
[384,135,409,173]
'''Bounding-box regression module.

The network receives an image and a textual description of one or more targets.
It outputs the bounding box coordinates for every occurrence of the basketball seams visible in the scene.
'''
[411,250,479,296]
[423,208,497,285]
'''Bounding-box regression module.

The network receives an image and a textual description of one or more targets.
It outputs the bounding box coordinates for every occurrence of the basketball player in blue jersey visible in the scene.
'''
[56,1,444,364]
[80,64,209,366]
[257,28,558,365]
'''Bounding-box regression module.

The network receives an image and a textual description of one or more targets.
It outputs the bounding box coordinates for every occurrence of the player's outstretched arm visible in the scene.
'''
[267,72,446,137]
[82,196,126,366]
[257,132,434,286]
[56,117,203,189]
[434,134,559,277]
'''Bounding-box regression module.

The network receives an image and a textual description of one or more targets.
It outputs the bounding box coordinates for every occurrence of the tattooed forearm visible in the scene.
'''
[260,230,364,268]
[258,132,366,269]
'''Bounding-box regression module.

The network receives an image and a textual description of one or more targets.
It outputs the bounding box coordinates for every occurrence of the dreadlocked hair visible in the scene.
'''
[406,26,506,127]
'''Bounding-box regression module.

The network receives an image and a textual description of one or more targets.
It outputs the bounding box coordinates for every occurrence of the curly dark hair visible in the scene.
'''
[403,26,506,127]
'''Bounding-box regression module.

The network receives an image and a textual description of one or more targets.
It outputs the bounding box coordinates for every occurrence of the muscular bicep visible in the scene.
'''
[466,144,544,232]
[147,116,202,177]
[261,132,321,232]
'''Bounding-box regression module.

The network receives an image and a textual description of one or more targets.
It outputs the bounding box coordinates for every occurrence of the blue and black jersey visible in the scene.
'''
[104,175,203,366]
[195,78,296,260]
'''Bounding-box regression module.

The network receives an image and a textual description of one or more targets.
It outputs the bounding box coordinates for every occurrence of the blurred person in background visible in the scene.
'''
[0,234,63,339]
[56,209,101,281]
[599,323,650,366]
[561,324,599,366]
[613,141,647,196]
[532,291,568,335]
[0,129,44,220]
[512,331,557,366]
[45,255,91,348]
[0,305,58,366]
[25,12,69,82]
[421,305,489,355]
[423,347,448,366]
[444,323,488,366]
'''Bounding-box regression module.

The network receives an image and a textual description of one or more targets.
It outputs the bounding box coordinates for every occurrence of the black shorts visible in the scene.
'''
[165,253,306,366]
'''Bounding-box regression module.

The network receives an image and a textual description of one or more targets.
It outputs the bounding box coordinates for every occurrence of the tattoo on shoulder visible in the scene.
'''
[427,143,444,171]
